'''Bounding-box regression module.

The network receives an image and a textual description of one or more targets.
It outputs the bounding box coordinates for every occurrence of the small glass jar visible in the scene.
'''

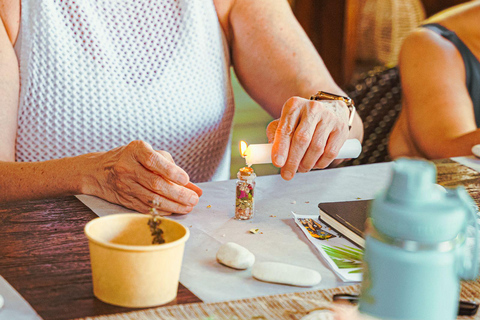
[235,167,256,220]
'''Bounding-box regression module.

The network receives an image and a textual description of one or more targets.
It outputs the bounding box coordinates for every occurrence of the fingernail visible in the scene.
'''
[275,155,286,166]
[283,171,293,180]
[177,174,188,185]
[189,194,199,206]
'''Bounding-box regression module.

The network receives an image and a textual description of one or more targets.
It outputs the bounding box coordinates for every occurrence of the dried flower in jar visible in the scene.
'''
[235,166,256,220]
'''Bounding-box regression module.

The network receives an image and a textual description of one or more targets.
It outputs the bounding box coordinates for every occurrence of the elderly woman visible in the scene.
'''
[389,1,480,160]
[0,0,362,214]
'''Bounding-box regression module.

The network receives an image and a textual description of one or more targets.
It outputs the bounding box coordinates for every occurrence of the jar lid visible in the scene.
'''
[239,167,254,176]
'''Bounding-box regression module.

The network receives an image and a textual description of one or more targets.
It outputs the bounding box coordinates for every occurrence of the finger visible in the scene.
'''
[156,151,204,196]
[266,119,279,144]
[157,150,175,164]
[147,195,193,215]
[280,107,321,180]
[131,183,194,214]
[271,97,303,168]
[135,168,199,207]
[116,192,171,215]
[329,159,343,168]
[333,303,360,320]
[314,128,347,169]
[186,182,203,197]
[298,120,332,172]
[130,141,189,185]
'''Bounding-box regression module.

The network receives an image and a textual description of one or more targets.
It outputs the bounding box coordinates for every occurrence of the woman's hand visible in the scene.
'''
[266,97,349,180]
[86,140,202,214]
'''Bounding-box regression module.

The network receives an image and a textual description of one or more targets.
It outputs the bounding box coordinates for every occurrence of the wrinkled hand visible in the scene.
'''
[90,140,202,214]
[267,97,350,180]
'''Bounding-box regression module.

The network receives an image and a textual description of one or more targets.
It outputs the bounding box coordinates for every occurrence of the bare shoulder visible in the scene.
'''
[401,28,460,64]
[0,0,20,45]
[399,27,464,86]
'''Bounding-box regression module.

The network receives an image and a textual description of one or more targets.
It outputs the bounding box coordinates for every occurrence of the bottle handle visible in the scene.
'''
[456,187,479,280]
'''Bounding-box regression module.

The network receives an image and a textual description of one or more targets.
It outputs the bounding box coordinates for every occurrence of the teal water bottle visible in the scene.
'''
[359,159,479,320]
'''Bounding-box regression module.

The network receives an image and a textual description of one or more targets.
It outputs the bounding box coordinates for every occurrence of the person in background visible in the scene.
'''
[389,1,480,160]
[0,0,362,214]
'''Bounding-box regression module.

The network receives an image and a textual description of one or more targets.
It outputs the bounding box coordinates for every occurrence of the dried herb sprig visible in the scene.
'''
[148,207,165,244]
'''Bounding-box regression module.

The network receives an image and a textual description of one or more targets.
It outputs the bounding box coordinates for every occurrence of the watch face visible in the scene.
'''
[319,92,342,100]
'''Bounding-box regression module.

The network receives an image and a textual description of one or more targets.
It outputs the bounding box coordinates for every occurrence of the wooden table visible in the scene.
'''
[0,198,201,320]
[1,159,479,320]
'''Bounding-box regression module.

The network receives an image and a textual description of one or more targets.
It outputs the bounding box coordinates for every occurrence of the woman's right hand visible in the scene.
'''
[85,140,202,215]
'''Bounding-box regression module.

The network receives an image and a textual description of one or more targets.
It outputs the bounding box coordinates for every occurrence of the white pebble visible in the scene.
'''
[216,242,255,270]
[472,144,480,158]
[291,200,296,204]
[0,294,3,310]
[252,262,321,287]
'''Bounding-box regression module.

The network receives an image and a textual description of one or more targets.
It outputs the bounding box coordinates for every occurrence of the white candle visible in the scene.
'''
[244,139,362,165]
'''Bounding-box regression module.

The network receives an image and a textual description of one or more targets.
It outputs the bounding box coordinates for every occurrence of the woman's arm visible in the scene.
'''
[220,0,363,179]
[397,28,480,159]
[1,141,202,214]
[0,5,19,162]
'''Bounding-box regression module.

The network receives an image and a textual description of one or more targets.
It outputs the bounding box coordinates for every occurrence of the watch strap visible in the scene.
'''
[310,91,356,129]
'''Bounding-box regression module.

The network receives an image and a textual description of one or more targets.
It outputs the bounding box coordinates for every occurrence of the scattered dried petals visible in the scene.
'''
[356,197,362,200]
[207,205,212,208]
[270,215,276,218]
[260,232,264,234]
[249,228,259,234]
[305,201,310,204]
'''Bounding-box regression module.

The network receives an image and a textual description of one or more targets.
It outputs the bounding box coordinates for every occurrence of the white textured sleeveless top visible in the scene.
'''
[15,0,235,182]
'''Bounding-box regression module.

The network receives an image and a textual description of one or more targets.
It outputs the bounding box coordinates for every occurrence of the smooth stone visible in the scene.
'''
[0,294,3,310]
[216,242,255,270]
[472,144,480,158]
[252,262,321,287]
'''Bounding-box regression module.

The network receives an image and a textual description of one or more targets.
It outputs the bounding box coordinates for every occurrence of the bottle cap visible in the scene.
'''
[370,158,470,242]
[386,159,436,203]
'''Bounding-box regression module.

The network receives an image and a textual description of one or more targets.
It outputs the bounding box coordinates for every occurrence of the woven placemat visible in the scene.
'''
[76,285,359,320]
[77,279,480,320]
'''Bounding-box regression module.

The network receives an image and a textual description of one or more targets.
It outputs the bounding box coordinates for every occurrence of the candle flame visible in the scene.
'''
[240,141,248,158]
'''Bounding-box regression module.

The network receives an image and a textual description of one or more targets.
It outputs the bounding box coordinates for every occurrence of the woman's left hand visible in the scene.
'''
[266,96,349,180]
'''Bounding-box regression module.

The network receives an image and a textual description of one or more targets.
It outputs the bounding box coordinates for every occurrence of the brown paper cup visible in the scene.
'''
[84,213,189,308]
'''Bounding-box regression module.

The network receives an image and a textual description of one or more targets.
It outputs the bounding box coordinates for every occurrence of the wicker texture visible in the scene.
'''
[76,278,480,320]
[358,0,425,65]
[77,285,360,320]
[343,66,402,166]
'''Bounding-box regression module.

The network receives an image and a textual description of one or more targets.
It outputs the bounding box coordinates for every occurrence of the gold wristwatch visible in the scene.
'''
[310,91,356,130]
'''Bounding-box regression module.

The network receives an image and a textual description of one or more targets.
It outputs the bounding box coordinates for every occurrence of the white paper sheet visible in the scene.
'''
[293,213,363,282]
[451,156,480,173]
[0,276,41,320]
[77,162,393,302]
